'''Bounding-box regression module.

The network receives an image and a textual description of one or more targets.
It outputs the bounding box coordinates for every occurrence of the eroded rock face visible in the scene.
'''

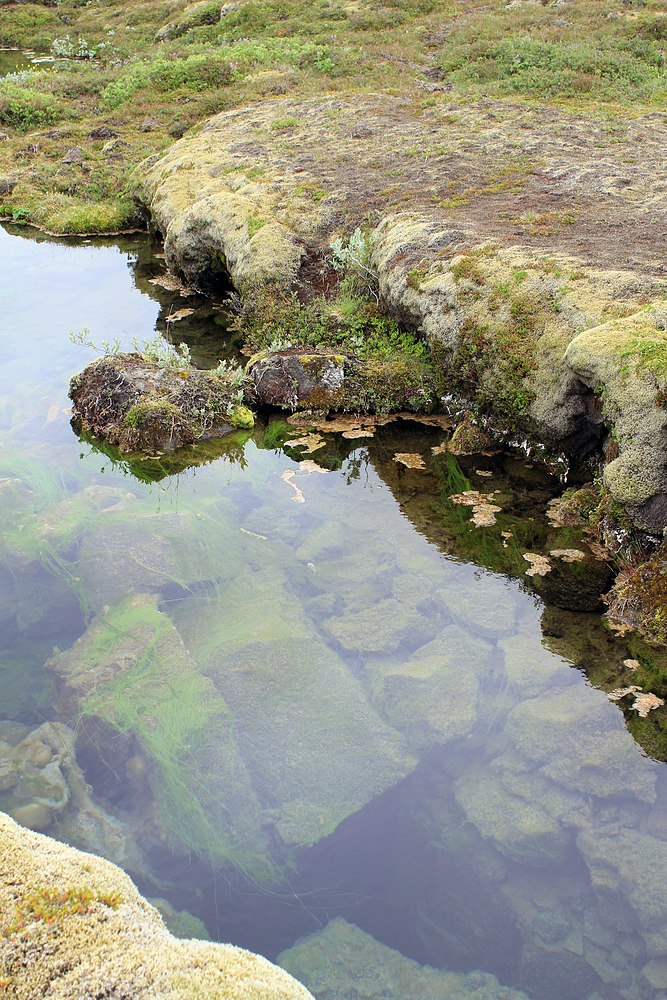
[245,348,349,410]
[0,812,314,1000]
[132,95,667,528]
[565,309,667,533]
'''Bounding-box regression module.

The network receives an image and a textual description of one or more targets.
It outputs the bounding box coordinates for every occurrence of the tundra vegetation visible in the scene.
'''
[0,0,665,233]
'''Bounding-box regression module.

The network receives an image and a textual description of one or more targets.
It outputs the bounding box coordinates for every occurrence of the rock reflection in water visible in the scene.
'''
[5,227,667,1000]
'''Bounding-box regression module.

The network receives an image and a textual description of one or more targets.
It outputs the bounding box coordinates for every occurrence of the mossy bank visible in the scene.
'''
[0,811,314,999]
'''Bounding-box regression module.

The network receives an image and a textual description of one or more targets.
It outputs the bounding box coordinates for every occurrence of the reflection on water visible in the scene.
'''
[2,221,667,1000]
[0,49,64,77]
[0,50,31,76]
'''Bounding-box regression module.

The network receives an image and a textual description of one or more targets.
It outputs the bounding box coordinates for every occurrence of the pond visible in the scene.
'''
[0,49,56,77]
[2,220,667,1000]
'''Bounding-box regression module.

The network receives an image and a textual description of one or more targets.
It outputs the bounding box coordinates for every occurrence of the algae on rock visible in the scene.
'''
[172,565,416,847]
[278,916,531,1000]
[47,593,270,875]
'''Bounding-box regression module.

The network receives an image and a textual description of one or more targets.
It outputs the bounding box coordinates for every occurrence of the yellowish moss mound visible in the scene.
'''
[0,812,314,1000]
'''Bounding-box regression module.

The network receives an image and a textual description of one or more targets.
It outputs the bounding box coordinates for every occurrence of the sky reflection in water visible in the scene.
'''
[1,222,666,1000]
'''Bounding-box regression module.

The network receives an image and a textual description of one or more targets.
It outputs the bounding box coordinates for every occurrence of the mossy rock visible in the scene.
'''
[0,812,313,999]
[70,352,252,454]
[605,539,667,647]
[245,348,348,411]
[46,593,270,873]
[565,307,667,531]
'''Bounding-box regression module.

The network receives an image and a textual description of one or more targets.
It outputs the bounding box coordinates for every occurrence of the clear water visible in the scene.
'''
[1,221,666,1000]
[0,49,56,77]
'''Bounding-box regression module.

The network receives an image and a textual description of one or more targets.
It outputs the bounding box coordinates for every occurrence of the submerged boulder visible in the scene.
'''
[46,593,270,874]
[370,625,488,753]
[69,352,253,454]
[174,566,417,848]
[278,917,531,1000]
[0,720,144,873]
[0,812,314,1000]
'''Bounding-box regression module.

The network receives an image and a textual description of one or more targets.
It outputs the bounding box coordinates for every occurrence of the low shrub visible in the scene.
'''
[0,79,62,130]
[102,53,233,107]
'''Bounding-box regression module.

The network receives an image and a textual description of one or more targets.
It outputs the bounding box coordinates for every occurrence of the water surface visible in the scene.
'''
[1,221,666,1000]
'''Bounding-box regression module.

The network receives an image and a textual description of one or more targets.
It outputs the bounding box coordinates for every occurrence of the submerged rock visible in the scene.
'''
[322,598,436,656]
[46,593,269,873]
[69,352,252,454]
[148,897,210,940]
[0,720,144,872]
[278,917,531,1000]
[504,685,657,804]
[0,812,313,1000]
[0,721,71,831]
[371,625,488,752]
[435,576,520,640]
[174,566,417,848]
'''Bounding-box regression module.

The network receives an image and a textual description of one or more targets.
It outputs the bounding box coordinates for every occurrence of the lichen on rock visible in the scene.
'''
[0,812,314,999]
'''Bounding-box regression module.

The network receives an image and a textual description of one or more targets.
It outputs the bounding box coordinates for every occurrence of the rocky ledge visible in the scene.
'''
[131,94,667,536]
[0,812,313,999]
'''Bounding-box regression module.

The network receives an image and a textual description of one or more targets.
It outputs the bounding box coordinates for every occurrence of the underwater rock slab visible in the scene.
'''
[504,685,657,804]
[174,566,417,847]
[148,897,210,941]
[435,576,520,641]
[12,482,245,613]
[454,766,571,866]
[277,916,532,1000]
[0,812,314,1000]
[75,500,244,610]
[577,825,667,927]
[500,634,575,699]
[322,598,437,655]
[47,593,268,872]
[372,625,488,753]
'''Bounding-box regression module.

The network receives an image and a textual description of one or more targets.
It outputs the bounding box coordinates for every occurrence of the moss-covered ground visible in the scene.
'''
[238,280,438,414]
[1,0,667,233]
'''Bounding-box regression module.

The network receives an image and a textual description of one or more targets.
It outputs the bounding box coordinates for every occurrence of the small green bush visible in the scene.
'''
[102,53,232,107]
[0,79,62,130]
[440,35,667,101]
